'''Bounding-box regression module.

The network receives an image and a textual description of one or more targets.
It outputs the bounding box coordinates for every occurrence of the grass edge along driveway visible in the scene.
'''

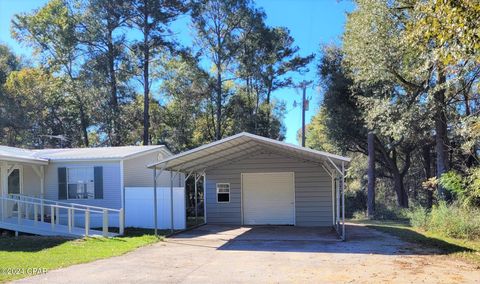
[353,220,480,267]
[0,229,166,282]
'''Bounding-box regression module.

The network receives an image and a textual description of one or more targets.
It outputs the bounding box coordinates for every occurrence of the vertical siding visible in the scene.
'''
[44,161,122,209]
[205,153,332,226]
[123,150,183,188]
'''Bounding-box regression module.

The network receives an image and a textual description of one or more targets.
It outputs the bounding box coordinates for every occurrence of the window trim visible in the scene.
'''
[66,166,96,200]
[216,183,230,203]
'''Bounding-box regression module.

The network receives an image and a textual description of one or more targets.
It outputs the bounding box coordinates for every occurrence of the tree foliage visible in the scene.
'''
[5,0,307,150]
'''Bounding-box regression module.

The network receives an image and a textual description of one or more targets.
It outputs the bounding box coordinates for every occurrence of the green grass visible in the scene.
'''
[352,219,480,267]
[0,229,167,282]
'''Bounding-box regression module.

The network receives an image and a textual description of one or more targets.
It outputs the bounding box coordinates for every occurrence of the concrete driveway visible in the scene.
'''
[17,224,480,283]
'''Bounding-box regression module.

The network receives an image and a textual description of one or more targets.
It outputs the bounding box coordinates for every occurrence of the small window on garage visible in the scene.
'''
[216,183,230,203]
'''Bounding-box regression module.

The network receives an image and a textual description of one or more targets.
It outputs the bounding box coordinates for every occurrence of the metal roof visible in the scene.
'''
[0,145,169,164]
[148,132,350,173]
[0,146,49,165]
[33,145,169,161]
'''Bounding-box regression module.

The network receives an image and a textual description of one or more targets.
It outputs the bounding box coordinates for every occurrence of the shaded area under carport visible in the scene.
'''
[167,224,416,254]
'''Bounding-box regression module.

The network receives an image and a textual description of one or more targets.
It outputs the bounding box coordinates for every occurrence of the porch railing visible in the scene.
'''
[0,194,124,237]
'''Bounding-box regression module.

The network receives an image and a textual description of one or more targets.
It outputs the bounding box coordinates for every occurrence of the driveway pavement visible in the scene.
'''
[16,224,480,283]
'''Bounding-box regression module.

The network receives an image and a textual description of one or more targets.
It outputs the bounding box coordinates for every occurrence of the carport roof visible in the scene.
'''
[148,132,350,173]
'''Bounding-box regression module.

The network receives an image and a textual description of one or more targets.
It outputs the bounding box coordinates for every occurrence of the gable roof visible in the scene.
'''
[0,145,170,164]
[148,132,350,173]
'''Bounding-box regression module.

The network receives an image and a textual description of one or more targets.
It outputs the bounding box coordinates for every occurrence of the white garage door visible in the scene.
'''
[242,172,295,225]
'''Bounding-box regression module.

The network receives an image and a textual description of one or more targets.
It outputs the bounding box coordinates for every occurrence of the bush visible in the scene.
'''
[352,210,367,220]
[408,207,429,229]
[408,202,480,240]
[345,190,367,218]
[439,167,480,206]
[429,202,480,240]
[373,203,408,220]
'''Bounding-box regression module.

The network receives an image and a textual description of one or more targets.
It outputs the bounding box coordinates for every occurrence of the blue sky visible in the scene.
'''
[0,0,354,145]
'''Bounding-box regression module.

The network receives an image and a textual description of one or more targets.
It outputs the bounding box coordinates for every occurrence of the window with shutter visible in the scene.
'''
[61,167,103,199]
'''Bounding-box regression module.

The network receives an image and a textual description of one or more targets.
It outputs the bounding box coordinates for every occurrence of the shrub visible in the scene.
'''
[352,210,366,220]
[439,167,480,206]
[429,202,480,240]
[409,202,480,240]
[408,207,429,229]
[464,167,480,207]
[345,190,367,218]
[373,203,408,220]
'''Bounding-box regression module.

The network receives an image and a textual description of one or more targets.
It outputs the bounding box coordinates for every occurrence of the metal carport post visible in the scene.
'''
[327,158,346,241]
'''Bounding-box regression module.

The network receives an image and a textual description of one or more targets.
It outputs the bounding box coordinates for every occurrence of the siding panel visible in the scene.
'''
[205,153,333,227]
[45,161,122,209]
[123,150,183,188]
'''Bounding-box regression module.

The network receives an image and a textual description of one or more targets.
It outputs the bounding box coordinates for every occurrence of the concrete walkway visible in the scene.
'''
[16,224,480,283]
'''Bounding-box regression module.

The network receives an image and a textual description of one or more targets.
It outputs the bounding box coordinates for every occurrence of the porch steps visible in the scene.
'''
[0,217,117,238]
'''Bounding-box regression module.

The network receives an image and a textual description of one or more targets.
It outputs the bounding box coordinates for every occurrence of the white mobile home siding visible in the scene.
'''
[44,161,122,209]
[205,153,332,226]
[123,150,183,188]
[22,165,41,196]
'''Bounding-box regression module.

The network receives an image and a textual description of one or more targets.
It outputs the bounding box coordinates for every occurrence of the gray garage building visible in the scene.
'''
[148,132,349,240]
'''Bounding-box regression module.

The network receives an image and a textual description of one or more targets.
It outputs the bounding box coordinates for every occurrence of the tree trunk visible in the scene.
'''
[264,82,272,136]
[367,132,376,218]
[107,35,120,145]
[434,69,448,199]
[142,16,150,146]
[422,145,433,209]
[392,169,409,208]
[215,67,222,140]
[79,103,89,147]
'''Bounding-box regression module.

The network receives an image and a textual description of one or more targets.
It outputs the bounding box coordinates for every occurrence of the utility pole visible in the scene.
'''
[298,80,312,147]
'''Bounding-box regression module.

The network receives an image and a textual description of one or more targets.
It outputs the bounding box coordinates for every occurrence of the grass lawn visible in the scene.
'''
[352,219,480,267]
[0,228,167,282]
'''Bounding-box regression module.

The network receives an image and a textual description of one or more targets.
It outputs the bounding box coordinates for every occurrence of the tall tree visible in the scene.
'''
[316,45,425,207]
[129,0,188,145]
[0,44,21,145]
[367,131,375,217]
[3,68,80,147]
[342,0,480,200]
[76,0,132,146]
[237,24,313,136]
[157,53,213,151]
[12,0,92,146]
[191,0,262,140]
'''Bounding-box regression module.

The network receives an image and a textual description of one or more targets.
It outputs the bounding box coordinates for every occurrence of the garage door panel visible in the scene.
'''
[242,172,295,225]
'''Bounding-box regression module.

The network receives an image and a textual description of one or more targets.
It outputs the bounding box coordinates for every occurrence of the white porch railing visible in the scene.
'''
[0,194,124,237]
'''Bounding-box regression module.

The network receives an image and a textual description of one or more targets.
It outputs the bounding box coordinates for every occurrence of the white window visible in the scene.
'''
[216,183,230,203]
[67,167,95,200]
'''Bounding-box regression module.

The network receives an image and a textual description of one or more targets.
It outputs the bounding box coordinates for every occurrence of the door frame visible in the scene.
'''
[7,165,24,195]
[240,172,296,226]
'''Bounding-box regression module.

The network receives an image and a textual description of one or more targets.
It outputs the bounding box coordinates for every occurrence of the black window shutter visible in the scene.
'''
[94,166,103,199]
[58,167,67,200]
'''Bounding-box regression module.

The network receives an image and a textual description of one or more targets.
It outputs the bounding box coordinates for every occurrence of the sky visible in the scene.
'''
[0,0,354,145]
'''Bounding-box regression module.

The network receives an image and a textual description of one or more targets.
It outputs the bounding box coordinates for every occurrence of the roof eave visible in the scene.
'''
[147,133,351,170]
[0,154,49,165]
